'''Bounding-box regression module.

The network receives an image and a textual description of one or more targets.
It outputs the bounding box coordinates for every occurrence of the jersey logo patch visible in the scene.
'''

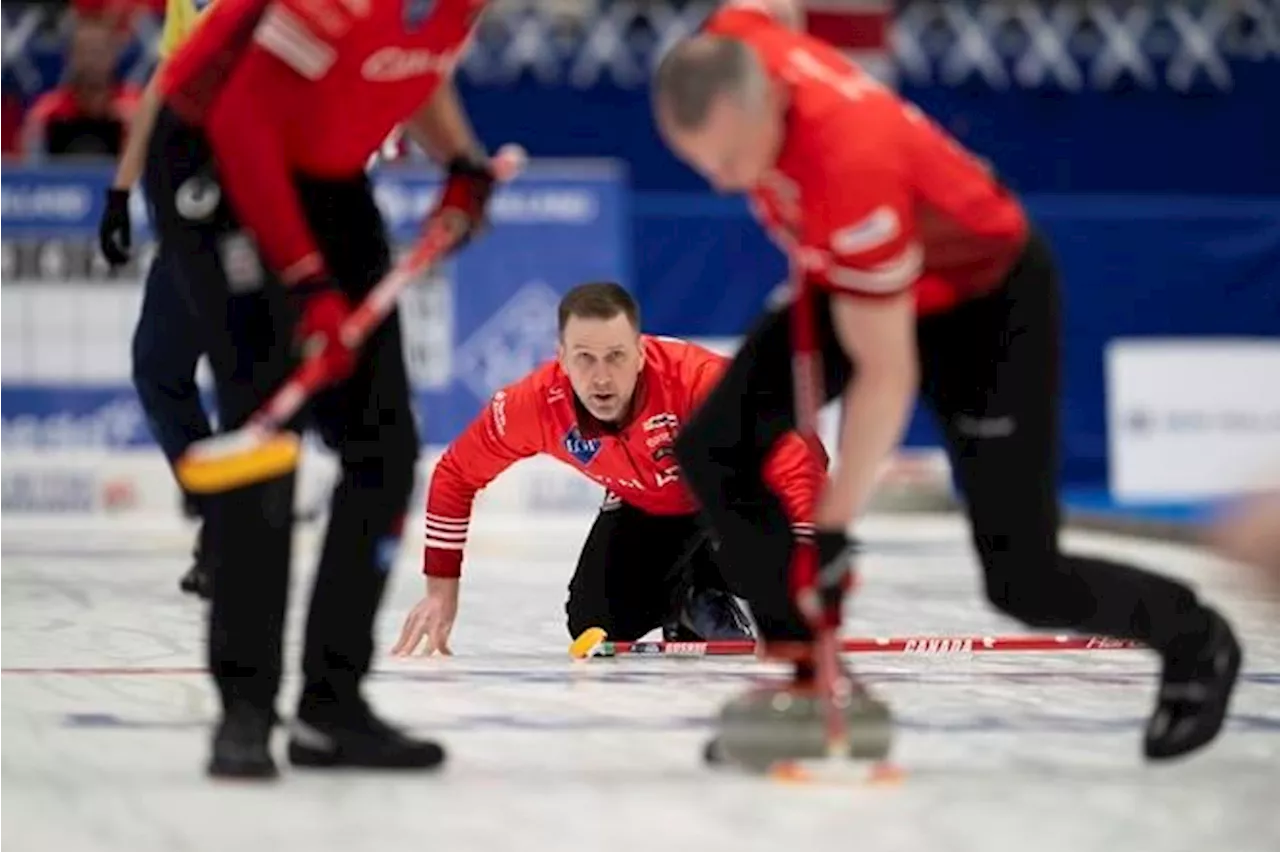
[403,0,435,31]
[642,413,679,431]
[175,174,221,221]
[564,427,602,466]
[831,206,900,256]
[490,391,508,436]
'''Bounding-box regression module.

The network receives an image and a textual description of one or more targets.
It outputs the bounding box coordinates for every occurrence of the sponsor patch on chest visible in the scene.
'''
[563,426,602,466]
[361,46,457,81]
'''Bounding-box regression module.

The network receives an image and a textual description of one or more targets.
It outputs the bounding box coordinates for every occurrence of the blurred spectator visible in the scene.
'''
[71,0,166,20]
[21,11,140,159]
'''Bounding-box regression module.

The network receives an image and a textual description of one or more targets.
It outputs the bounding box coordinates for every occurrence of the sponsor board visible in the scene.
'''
[1107,339,1280,500]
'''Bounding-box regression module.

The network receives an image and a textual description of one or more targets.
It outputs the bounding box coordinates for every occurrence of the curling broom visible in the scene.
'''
[176,144,528,494]
[569,627,1143,659]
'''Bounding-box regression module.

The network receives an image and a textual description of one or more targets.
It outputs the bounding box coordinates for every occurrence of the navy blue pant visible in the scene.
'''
[131,247,213,469]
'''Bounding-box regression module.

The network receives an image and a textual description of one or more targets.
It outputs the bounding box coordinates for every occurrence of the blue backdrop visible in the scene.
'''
[0,163,630,447]
[457,65,1280,197]
[625,192,1280,486]
[4,0,1279,490]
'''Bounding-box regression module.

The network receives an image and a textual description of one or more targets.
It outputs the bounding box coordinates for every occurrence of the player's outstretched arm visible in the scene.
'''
[202,45,326,284]
[404,83,499,253]
[111,74,162,194]
[104,0,213,267]
[100,77,163,268]
[186,9,365,386]
[392,379,545,656]
[797,141,926,528]
[816,292,918,528]
[404,80,486,166]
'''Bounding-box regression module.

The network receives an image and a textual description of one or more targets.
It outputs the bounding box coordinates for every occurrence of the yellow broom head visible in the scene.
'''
[176,430,302,494]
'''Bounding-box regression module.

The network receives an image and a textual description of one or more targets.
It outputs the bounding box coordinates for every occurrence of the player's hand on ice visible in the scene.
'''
[431,154,496,250]
[794,529,857,629]
[291,274,358,384]
[99,188,132,267]
[391,577,460,656]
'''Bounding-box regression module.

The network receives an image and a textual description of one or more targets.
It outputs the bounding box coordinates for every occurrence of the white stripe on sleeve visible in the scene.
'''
[254,5,337,81]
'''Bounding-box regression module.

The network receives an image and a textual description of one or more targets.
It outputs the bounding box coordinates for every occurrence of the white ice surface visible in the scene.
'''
[3,512,1278,852]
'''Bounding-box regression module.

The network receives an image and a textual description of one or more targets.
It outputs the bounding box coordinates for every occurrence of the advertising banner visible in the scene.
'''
[1107,339,1280,501]
[1,162,630,447]
[1,162,629,516]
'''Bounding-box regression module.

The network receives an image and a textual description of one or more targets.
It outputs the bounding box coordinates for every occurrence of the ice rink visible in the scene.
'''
[3,512,1278,852]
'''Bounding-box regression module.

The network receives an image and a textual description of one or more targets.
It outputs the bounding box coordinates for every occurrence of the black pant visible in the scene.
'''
[144,108,420,713]
[131,247,212,467]
[676,232,1207,651]
[565,502,726,640]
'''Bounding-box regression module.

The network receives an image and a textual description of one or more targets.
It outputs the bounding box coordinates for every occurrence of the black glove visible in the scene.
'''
[99,188,132,268]
[794,529,857,628]
[432,154,495,250]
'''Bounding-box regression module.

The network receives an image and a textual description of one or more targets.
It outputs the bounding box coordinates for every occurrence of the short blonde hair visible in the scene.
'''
[653,36,767,132]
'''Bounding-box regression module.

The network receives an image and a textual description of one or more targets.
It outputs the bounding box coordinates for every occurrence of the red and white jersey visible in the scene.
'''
[159,0,487,278]
[423,336,828,578]
[705,4,1029,315]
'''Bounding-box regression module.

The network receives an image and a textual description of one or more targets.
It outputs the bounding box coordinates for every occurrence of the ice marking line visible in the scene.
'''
[4,666,1279,687]
[2,666,207,676]
[0,539,964,561]
[2,547,198,558]
[58,711,1280,735]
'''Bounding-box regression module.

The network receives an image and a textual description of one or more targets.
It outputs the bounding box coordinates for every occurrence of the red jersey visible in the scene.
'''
[423,336,827,578]
[160,0,484,280]
[705,5,1028,315]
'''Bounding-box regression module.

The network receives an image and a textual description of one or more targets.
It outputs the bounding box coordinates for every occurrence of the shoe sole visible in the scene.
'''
[287,744,446,771]
[1145,629,1243,761]
[207,761,279,780]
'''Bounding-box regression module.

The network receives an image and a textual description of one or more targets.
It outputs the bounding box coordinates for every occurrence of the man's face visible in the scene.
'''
[662,88,783,193]
[558,314,644,423]
[67,21,117,90]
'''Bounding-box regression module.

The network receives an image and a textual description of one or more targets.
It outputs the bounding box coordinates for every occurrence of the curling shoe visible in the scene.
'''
[289,693,445,770]
[208,702,278,780]
[1145,607,1242,760]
